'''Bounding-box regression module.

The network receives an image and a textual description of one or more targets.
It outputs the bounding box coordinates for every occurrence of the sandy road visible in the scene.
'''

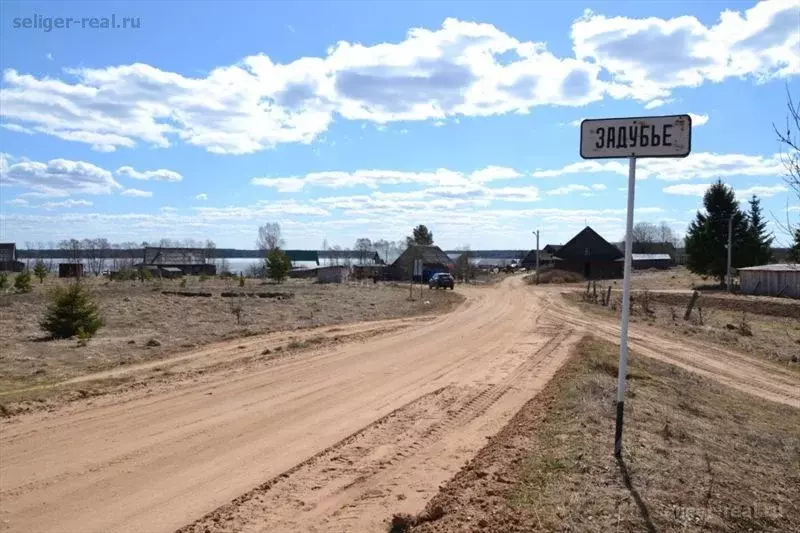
[0,277,579,533]
[1,278,797,533]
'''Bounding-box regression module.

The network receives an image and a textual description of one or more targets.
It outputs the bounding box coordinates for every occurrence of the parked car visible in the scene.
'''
[428,272,455,290]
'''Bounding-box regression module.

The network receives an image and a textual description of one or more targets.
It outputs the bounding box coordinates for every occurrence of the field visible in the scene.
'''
[0,275,462,410]
[565,285,800,366]
[400,336,800,533]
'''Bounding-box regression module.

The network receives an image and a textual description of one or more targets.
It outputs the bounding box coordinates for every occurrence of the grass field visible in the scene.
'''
[400,336,800,533]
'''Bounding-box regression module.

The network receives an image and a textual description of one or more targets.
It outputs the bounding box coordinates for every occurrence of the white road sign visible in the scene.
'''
[413,259,423,278]
[580,114,692,159]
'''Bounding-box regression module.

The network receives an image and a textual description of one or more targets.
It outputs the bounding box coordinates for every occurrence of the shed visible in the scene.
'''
[0,243,25,272]
[159,266,184,279]
[317,265,350,284]
[59,263,84,278]
[631,253,674,270]
[738,264,800,299]
[141,247,217,276]
[521,245,563,270]
[390,245,454,282]
[553,227,623,280]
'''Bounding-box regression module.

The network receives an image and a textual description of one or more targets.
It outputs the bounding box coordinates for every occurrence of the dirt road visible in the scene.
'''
[1,278,796,533]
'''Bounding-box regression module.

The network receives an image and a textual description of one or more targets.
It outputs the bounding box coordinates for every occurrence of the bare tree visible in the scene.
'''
[256,222,285,251]
[59,239,83,265]
[354,238,372,264]
[775,85,800,201]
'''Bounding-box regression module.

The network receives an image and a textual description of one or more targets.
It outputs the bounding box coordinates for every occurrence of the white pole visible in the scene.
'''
[614,156,637,458]
[535,230,540,284]
[727,215,733,292]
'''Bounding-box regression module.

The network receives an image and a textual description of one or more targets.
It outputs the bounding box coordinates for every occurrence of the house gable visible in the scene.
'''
[555,227,623,261]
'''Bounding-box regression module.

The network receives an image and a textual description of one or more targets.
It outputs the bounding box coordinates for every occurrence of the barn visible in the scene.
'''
[553,227,623,280]
[738,264,800,299]
[139,247,216,276]
[390,245,454,282]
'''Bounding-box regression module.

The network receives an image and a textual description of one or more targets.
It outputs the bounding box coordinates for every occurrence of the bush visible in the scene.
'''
[14,271,33,293]
[199,272,209,282]
[40,283,103,339]
[239,273,246,287]
[180,277,187,288]
[0,272,8,291]
[34,260,48,284]
[267,248,292,283]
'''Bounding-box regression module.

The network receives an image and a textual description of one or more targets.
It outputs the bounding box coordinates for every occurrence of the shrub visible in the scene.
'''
[34,260,48,284]
[239,273,246,287]
[180,277,187,288]
[266,248,292,283]
[199,272,209,282]
[138,268,152,282]
[14,271,33,293]
[40,283,103,339]
[0,272,8,291]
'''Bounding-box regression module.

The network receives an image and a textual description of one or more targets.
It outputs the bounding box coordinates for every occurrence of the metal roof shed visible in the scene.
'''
[738,264,800,299]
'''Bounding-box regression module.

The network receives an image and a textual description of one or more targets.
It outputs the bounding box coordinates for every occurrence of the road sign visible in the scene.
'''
[580,114,691,160]
[413,259,423,278]
[579,113,693,459]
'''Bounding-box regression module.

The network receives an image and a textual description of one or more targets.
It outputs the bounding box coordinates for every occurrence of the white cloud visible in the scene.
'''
[6,198,29,206]
[161,206,178,213]
[663,183,711,196]
[592,183,607,191]
[116,166,183,181]
[689,113,709,126]
[644,98,674,109]
[40,199,93,209]
[194,193,208,201]
[46,53,53,61]
[469,166,523,183]
[1,2,794,153]
[0,153,122,196]
[546,184,593,196]
[532,152,782,181]
[193,200,330,218]
[2,123,35,135]
[736,184,788,198]
[121,188,153,197]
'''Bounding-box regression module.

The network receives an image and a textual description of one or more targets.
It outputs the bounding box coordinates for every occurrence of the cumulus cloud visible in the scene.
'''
[116,166,183,181]
[194,193,208,200]
[0,153,122,196]
[689,113,709,126]
[121,188,153,197]
[1,2,795,153]
[644,98,674,109]
[664,183,788,198]
[6,198,29,206]
[532,152,782,181]
[546,184,594,196]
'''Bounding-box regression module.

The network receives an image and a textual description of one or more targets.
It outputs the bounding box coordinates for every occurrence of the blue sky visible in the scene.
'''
[0,0,798,250]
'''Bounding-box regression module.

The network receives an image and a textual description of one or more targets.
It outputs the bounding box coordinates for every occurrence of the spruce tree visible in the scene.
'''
[684,180,749,284]
[789,228,800,263]
[742,195,773,267]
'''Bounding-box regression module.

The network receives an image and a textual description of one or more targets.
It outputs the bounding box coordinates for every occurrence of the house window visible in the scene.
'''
[584,247,590,256]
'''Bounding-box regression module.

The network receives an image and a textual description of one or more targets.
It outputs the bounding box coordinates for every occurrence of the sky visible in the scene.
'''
[0,0,798,250]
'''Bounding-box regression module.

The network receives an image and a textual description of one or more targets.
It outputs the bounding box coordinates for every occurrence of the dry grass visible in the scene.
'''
[0,276,463,395]
[629,267,713,291]
[565,291,800,366]
[405,336,800,533]
[524,269,585,285]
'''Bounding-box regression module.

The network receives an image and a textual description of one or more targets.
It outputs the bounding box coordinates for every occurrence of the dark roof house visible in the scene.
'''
[521,245,563,270]
[390,245,454,281]
[553,227,624,279]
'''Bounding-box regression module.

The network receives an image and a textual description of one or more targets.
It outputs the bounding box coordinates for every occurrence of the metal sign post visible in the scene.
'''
[580,114,692,458]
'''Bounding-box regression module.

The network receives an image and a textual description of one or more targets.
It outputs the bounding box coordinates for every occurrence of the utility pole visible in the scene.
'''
[533,230,540,284]
[727,215,733,292]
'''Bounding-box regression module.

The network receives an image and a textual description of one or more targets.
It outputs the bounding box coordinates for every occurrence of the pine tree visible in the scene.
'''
[684,180,749,284]
[789,228,800,263]
[742,195,773,267]
[266,248,291,282]
[34,260,48,284]
[40,283,103,339]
